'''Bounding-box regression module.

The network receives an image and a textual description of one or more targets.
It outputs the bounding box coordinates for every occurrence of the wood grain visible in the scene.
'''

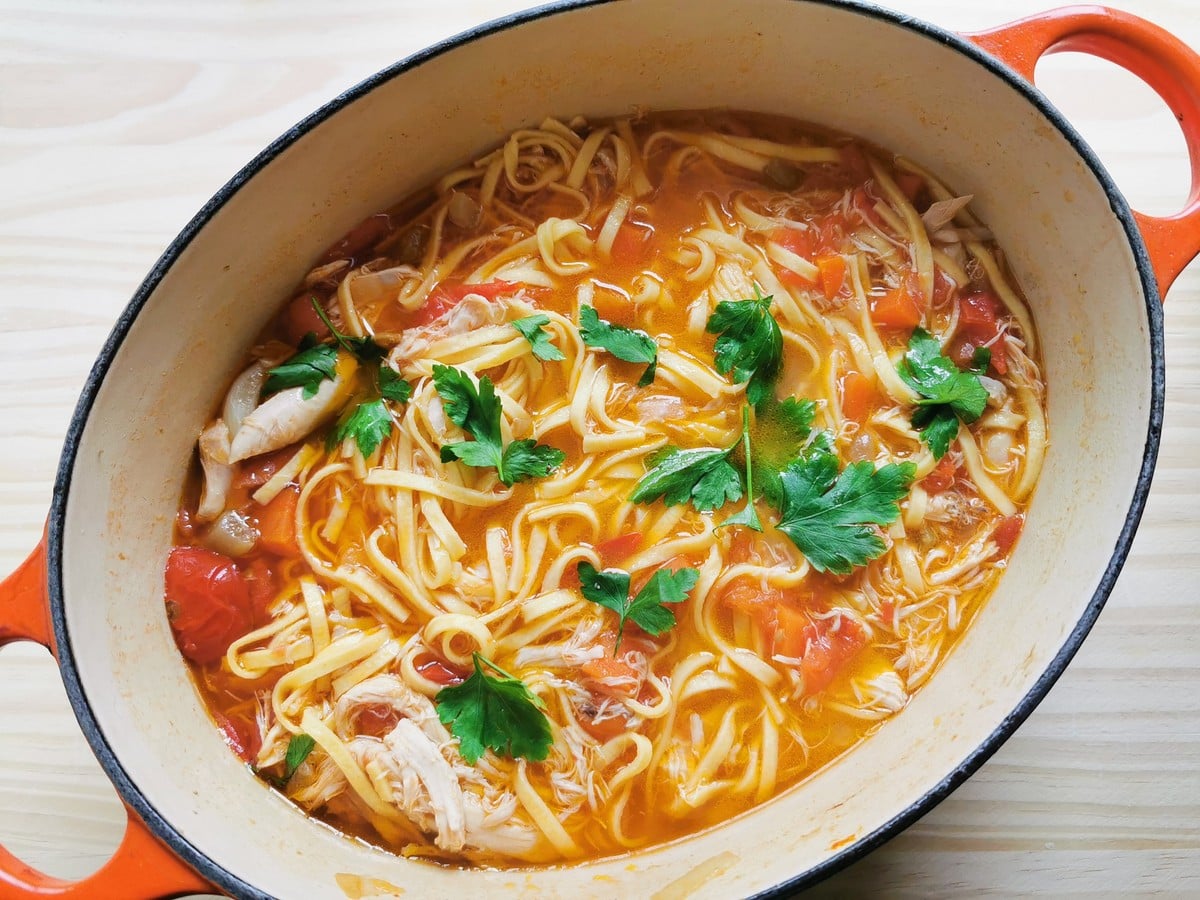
[0,1,1196,896]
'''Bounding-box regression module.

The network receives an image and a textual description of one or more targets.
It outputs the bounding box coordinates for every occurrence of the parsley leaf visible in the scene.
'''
[577,562,699,649]
[721,405,763,531]
[898,328,989,459]
[435,653,552,765]
[628,445,741,511]
[433,364,565,486]
[264,343,339,399]
[378,366,412,403]
[750,397,834,508]
[284,733,316,777]
[330,398,392,457]
[706,290,784,406]
[512,314,565,362]
[579,305,657,386]
[775,452,915,575]
[311,298,385,364]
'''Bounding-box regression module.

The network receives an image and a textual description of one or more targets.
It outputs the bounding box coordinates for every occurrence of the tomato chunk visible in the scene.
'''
[415,653,466,687]
[164,547,253,665]
[955,290,1009,375]
[991,514,1025,554]
[281,292,330,347]
[414,280,525,326]
[214,710,261,763]
[595,531,644,565]
[255,485,300,557]
[787,615,867,695]
[922,455,958,494]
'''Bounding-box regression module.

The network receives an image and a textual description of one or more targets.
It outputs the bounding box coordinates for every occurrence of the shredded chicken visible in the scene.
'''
[196,420,233,522]
[228,364,354,462]
[390,294,511,363]
[335,675,538,856]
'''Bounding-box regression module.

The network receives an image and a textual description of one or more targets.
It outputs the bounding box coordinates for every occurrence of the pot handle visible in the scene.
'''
[0,539,215,899]
[967,6,1200,296]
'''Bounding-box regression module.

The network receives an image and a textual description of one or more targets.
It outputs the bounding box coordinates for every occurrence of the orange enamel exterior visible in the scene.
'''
[968,6,1200,295]
[0,537,212,899]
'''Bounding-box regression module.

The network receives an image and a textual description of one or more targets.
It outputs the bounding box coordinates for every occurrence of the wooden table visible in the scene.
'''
[1,1,1196,896]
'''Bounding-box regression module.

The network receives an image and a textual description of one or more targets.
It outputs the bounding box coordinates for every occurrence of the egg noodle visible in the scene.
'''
[169,110,1047,865]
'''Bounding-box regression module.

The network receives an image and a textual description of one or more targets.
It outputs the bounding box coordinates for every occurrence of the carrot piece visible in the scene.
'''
[871,285,924,330]
[255,486,300,556]
[610,221,654,265]
[840,371,875,424]
[816,254,846,300]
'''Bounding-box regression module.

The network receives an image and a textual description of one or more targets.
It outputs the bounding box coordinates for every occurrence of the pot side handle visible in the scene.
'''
[967,6,1200,297]
[0,538,215,899]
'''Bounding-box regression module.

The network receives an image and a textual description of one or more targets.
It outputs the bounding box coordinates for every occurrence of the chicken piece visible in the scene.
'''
[390,294,510,363]
[340,674,539,856]
[196,420,233,522]
[227,355,357,463]
[334,674,449,746]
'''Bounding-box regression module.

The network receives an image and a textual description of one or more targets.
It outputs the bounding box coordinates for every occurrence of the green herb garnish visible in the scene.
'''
[433,364,565,486]
[775,452,915,575]
[706,290,784,406]
[435,653,553,765]
[898,328,989,459]
[579,305,657,386]
[512,314,565,362]
[577,562,699,650]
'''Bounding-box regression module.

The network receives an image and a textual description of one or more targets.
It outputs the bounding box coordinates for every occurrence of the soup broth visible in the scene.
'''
[165,110,1046,865]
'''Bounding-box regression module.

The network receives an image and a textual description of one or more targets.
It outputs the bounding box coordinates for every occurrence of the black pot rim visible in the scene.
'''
[45,1,1166,897]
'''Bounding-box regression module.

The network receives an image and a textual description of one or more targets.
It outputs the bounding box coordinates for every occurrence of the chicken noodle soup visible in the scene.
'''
[165,110,1046,864]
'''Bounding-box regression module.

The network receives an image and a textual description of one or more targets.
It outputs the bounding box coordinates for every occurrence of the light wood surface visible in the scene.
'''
[1,1,1197,897]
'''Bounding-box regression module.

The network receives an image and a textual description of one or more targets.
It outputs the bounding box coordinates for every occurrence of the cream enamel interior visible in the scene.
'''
[58,1,1153,897]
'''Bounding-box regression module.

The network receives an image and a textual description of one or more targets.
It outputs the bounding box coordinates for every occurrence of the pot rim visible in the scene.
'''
[45,1,1166,897]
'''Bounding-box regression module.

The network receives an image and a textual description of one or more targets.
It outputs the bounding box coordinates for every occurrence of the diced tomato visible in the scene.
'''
[772,605,812,659]
[581,655,642,696]
[321,212,392,264]
[922,455,959,494]
[610,220,654,265]
[991,514,1025,554]
[773,226,816,260]
[595,532,644,565]
[851,186,884,227]
[576,707,629,743]
[954,290,1009,375]
[254,486,300,557]
[356,704,401,739]
[790,615,867,695]
[840,371,875,424]
[415,653,466,687]
[242,557,277,623]
[878,600,896,625]
[413,280,527,326]
[164,547,254,665]
[871,283,924,330]
[281,292,330,346]
[932,268,957,309]
[213,711,260,763]
[235,444,301,490]
[895,171,924,202]
[816,254,846,300]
